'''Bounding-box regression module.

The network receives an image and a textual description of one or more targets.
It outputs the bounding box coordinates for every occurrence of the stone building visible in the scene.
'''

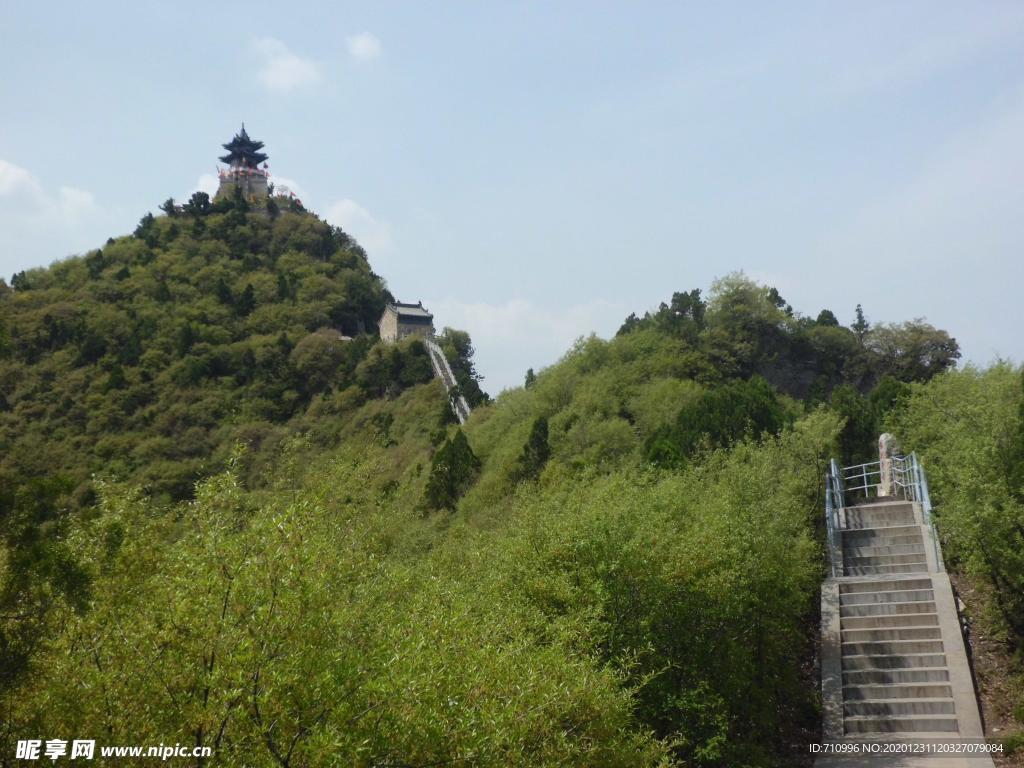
[379,302,435,342]
[216,124,270,202]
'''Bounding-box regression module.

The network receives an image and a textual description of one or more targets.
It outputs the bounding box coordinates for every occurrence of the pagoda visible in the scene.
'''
[215,124,270,201]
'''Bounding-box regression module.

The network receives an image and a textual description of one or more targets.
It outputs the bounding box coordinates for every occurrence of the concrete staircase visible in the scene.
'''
[818,500,995,767]
[424,339,471,424]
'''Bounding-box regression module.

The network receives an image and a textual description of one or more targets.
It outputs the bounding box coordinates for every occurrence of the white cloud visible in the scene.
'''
[0,158,112,276]
[346,32,382,61]
[190,173,219,198]
[425,298,627,394]
[324,198,393,255]
[251,37,322,92]
[268,175,307,202]
[0,159,41,197]
[0,159,99,225]
[56,186,97,221]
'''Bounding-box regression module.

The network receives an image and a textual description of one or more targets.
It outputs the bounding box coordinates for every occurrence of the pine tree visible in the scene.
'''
[515,416,550,481]
[216,277,233,306]
[423,430,480,511]
[236,284,256,316]
[852,304,870,341]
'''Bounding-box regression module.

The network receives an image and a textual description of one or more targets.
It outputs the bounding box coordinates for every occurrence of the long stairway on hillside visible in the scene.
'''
[817,451,996,767]
[424,338,471,424]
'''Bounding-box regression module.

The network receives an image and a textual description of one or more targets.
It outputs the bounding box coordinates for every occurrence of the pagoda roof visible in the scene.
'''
[219,124,268,167]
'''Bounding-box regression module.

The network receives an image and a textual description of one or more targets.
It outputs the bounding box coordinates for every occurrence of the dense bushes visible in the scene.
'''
[892,364,1024,637]
[490,411,840,764]
[10,458,665,766]
[8,389,840,766]
[644,375,786,466]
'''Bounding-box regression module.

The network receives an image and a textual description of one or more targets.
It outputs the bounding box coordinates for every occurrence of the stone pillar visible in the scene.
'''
[878,433,898,497]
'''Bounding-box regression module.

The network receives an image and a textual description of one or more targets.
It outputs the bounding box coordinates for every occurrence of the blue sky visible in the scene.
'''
[2,2,1023,392]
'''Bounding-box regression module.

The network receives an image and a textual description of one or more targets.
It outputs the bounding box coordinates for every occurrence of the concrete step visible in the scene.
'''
[844,552,928,566]
[843,714,959,734]
[842,652,947,670]
[844,563,929,575]
[839,578,932,593]
[846,535,926,549]
[844,511,917,529]
[843,683,953,700]
[841,612,939,630]
[842,526,925,546]
[844,698,956,717]
[841,600,937,618]
[842,639,944,656]
[841,626,942,643]
[852,501,915,512]
[840,589,934,606]
[843,667,950,686]
[843,543,927,558]
[842,524,921,537]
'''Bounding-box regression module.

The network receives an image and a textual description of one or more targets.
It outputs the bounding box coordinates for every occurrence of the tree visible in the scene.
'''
[176,323,196,357]
[852,304,869,341]
[134,213,158,246]
[616,312,643,336]
[159,198,178,217]
[236,283,256,316]
[423,430,480,511]
[816,309,839,327]
[830,384,875,465]
[514,416,550,481]
[646,375,785,465]
[183,191,211,216]
[215,277,233,306]
[524,368,536,389]
[656,289,707,341]
[436,328,488,407]
[865,320,960,383]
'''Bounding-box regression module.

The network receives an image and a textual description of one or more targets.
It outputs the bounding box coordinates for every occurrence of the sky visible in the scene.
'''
[2,2,1023,393]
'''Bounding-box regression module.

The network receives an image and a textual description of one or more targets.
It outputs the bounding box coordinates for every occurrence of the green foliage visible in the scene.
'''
[489,411,841,765]
[646,375,786,466]
[0,474,90,693]
[891,364,1024,636]
[514,415,550,481]
[0,206,404,502]
[816,308,839,326]
[865,320,961,382]
[436,327,489,407]
[424,430,481,511]
[615,276,957,405]
[1,239,965,765]
[852,303,869,340]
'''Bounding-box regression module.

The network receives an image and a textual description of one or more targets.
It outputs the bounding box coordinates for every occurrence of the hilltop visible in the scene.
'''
[0,191,485,505]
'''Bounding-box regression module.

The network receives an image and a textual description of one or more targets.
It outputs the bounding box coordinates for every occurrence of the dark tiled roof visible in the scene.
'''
[389,302,433,320]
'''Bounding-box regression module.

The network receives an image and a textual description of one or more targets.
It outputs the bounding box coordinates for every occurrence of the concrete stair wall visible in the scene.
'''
[818,499,994,767]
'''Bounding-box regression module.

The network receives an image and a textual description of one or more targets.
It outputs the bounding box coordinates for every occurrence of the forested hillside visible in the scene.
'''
[1,197,977,766]
[0,193,483,505]
[890,365,1024,754]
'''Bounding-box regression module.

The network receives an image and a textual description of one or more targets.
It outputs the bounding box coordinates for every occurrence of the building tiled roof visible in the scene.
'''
[390,302,433,320]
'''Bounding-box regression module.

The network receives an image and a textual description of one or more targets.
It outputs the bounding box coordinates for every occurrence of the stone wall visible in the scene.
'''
[215,172,269,201]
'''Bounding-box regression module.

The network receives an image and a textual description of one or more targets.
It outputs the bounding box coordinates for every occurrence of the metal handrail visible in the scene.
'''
[824,449,944,573]
[824,459,843,577]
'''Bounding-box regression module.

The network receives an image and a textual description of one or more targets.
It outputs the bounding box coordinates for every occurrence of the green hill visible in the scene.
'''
[3,194,989,766]
[0,193,486,504]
